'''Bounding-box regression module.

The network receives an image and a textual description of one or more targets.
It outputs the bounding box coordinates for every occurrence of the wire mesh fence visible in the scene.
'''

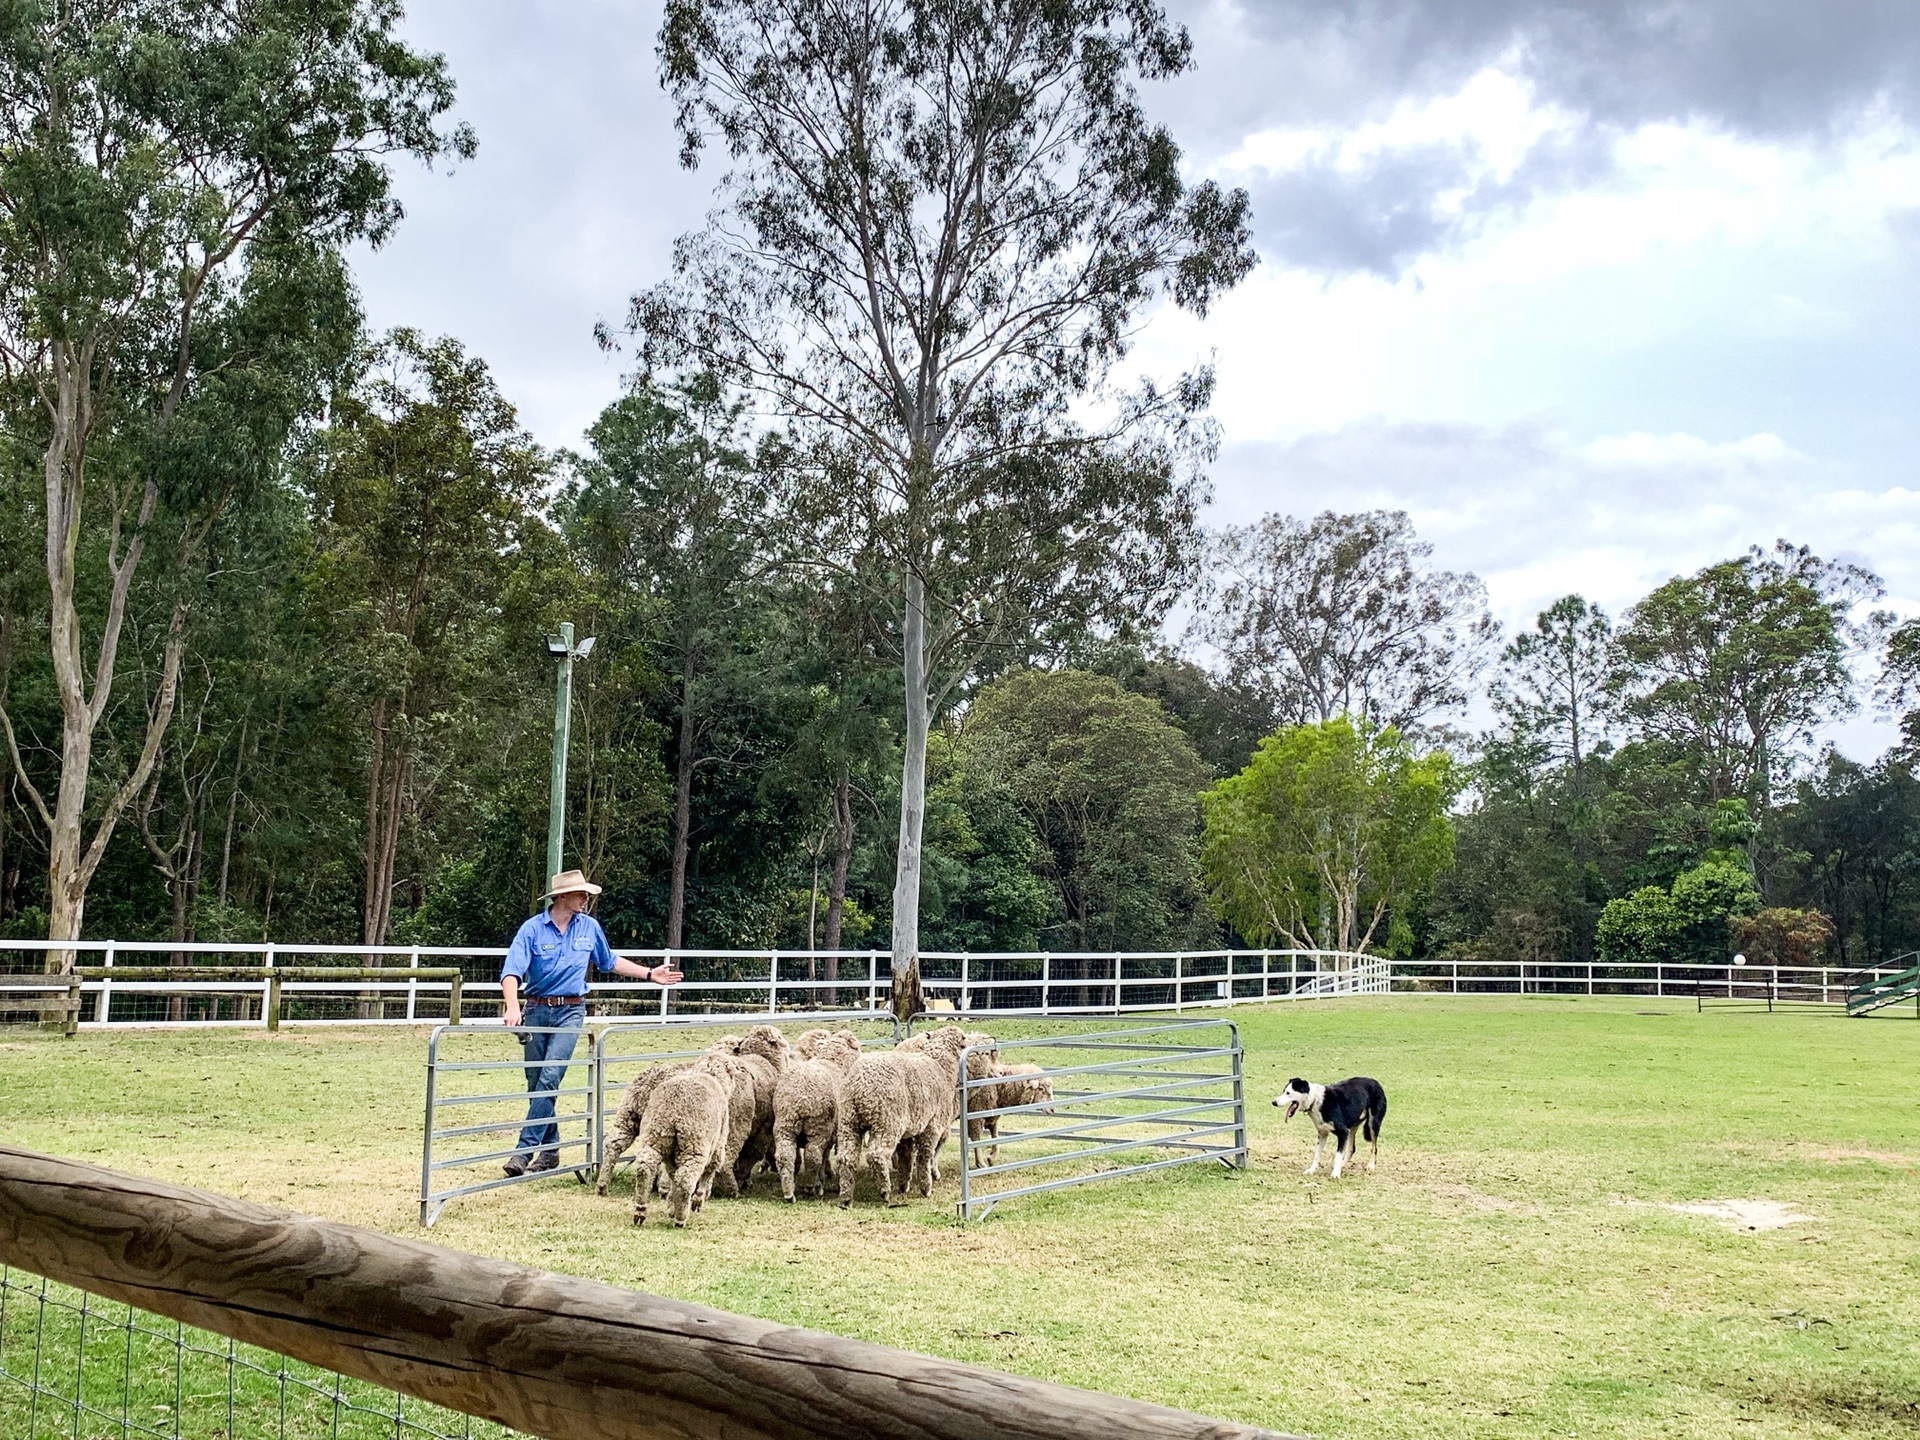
[0,1267,520,1440]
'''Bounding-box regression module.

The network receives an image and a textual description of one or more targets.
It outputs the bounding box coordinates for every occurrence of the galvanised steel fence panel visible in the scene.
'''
[940,1018,1247,1221]
[0,1267,519,1439]
[422,1010,902,1225]
[419,1025,599,1227]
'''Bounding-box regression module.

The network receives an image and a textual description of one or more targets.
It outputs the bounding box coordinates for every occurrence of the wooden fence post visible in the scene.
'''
[448,973,463,1026]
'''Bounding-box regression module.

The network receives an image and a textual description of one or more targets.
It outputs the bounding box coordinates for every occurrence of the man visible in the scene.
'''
[500,869,683,1177]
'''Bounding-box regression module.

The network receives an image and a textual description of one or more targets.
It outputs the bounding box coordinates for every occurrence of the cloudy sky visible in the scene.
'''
[354,0,1920,755]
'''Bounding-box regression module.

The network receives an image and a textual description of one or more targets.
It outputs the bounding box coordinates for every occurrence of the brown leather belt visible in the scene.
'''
[525,994,587,1004]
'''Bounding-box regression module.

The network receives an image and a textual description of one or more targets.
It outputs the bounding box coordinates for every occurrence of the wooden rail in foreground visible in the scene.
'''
[0,1146,1294,1440]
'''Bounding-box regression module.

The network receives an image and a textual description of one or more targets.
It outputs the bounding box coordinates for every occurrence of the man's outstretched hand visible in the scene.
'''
[649,963,684,986]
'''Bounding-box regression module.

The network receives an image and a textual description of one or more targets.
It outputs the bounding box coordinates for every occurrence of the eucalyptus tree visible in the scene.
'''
[0,0,469,944]
[1197,510,1496,735]
[629,0,1253,1015]
[1200,717,1456,954]
[307,330,544,947]
[568,377,768,949]
[1615,542,1883,807]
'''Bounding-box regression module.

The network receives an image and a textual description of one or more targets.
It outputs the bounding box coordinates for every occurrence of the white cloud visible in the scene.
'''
[1212,415,1915,756]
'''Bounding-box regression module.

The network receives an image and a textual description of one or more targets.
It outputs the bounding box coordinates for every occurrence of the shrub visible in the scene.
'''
[1596,886,1683,963]
[1729,907,1835,966]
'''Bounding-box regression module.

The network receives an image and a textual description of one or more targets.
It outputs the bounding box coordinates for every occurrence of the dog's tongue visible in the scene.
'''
[1284,1100,1299,1120]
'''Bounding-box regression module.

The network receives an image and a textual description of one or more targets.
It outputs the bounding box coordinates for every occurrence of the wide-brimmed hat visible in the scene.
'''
[543,868,602,899]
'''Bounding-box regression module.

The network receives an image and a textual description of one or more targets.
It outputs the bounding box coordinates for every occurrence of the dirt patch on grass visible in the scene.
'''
[1430,1181,1524,1213]
[1667,1199,1812,1231]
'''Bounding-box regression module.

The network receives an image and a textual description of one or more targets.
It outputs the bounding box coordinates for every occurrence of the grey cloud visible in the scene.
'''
[1250,140,1475,277]
[1196,1,1920,137]
[1250,127,1616,276]
[1166,1,1920,276]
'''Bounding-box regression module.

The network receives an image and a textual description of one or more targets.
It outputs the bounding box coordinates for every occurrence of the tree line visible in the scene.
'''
[5,2,1917,999]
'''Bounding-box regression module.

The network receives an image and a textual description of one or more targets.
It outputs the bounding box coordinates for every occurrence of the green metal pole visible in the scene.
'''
[547,621,574,884]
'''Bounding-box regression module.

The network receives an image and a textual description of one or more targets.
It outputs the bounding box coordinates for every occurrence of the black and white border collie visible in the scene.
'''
[1273,1076,1387,1178]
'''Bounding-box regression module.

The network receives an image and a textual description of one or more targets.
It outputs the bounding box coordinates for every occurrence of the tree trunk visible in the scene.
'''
[823,767,852,961]
[890,569,929,1022]
[361,699,390,945]
[217,719,246,908]
[360,704,409,1016]
[35,346,187,953]
[665,654,698,951]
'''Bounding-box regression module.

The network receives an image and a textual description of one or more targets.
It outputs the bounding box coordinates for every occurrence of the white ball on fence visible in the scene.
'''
[1732,954,1747,967]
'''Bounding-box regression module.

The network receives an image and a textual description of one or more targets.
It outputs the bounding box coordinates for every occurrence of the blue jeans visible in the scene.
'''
[515,1002,586,1159]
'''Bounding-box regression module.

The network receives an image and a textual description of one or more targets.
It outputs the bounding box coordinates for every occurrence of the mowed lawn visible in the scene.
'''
[2,997,1917,1440]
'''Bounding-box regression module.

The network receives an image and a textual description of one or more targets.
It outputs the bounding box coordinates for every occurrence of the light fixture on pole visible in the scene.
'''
[544,622,596,884]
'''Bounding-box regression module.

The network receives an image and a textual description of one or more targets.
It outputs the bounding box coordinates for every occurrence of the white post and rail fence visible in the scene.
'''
[0,940,1910,1030]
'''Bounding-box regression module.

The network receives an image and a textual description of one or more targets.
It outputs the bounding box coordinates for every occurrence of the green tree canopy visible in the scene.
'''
[1201,717,1456,953]
[1614,543,1883,807]
[958,669,1214,952]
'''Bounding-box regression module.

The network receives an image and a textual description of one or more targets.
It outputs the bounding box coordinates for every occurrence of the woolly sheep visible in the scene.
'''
[894,1028,996,1185]
[771,1028,862,1201]
[609,1053,751,1227]
[966,1061,1054,1166]
[713,1023,791,1190]
[597,1060,693,1193]
[836,1025,970,1207]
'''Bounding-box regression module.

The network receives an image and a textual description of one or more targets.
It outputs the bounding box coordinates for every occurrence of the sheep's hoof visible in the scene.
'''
[673,1218,688,1229]
[595,1183,608,1196]
[632,1213,646,1227]
[782,1193,795,1204]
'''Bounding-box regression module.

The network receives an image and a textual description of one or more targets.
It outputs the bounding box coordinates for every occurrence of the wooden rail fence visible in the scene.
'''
[0,1145,1293,1440]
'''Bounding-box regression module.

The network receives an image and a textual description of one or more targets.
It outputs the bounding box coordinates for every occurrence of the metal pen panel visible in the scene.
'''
[419,1024,599,1227]
[942,1017,1246,1220]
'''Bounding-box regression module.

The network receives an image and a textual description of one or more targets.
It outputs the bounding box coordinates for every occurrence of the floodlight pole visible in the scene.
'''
[547,622,577,883]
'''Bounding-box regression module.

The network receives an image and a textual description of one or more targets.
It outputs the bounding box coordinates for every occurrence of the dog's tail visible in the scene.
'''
[1364,1088,1387,1143]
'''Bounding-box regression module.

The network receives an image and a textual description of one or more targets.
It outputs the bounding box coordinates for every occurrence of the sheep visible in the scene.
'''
[771,1028,862,1201]
[597,1059,693,1190]
[836,1025,970,1207]
[607,1053,751,1226]
[713,1023,791,1190]
[894,1028,996,1185]
[965,1061,1054,1166]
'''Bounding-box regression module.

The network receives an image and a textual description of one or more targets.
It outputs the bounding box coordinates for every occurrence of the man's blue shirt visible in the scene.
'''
[502,909,618,997]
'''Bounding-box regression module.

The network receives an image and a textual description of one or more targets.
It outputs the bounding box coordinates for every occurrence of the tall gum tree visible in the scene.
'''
[308,330,544,948]
[628,0,1254,1017]
[568,378,766,949]
[0,0,470,946]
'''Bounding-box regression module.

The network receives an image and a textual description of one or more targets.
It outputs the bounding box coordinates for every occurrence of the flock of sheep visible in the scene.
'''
[597,1022,1054,1226]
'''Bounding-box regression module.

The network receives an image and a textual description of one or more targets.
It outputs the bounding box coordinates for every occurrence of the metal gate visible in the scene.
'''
[420,1011,899,1224]
[944,1017,1247,1220]
[419,1024,598,1226]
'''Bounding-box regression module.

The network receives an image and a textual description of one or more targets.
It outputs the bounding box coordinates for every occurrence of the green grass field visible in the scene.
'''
[2,997,1917,1439]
